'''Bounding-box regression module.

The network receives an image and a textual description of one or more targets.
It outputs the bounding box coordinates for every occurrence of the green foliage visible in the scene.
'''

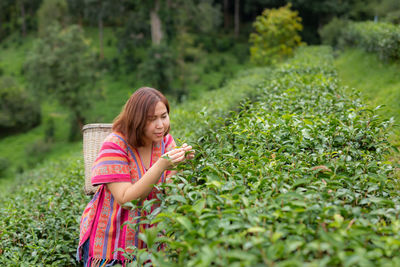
[0,158,88,265]
[83,0,123,25]
[0,76,41,135]
[341,21,400,62]
[0,0,42,40]
[334,48,400,145]
[165,0,222,36]
[171,67,271,141]
[25,139,53,168]
[116,8,150,72]
[25,24,99,140]
[249,4,304,65]
[172,32,204,99]
[116,0,221,75]
[44,117,56,142]
[137,44,175,94]
[319,17,350,48]
[37,0,69,36]
[369,0,400,24]
[0,157,9,177]
[123,46,399,265]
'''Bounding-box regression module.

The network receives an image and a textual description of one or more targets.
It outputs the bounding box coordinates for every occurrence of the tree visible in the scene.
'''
[234,0,240,38]
[0,0,20,41]
[17,0,27,37]
[151,0,163,45]
[37,0,69,36]
[138,45,175,93]
[116,3,151,72]
[223,0,230,29]
[161,0,221,96]
[84,0,124,59]
[0,0,42,40]
[25,24,99,140]
[249,3,303,65]
[166,0,221,37]
[133,0,166,46]
[66,0,85,25]
[0,76,41,136]
[369,0,400,24]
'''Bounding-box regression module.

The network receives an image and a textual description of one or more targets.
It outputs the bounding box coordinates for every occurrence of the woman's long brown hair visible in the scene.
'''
[112,87,170,148]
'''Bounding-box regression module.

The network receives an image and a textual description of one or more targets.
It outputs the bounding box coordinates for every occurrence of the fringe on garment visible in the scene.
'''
[76,242,135,267]
[85,257,130,267]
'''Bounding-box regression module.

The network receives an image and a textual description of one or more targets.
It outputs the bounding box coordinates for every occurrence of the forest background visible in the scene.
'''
[0,0,399,191]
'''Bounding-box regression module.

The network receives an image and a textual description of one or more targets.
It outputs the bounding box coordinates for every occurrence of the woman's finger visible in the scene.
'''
[174,153,186,163]
[168,148,183,156]
[170,151,185,161]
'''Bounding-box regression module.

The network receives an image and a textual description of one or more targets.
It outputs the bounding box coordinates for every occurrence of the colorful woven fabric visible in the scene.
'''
[77,132,175,266]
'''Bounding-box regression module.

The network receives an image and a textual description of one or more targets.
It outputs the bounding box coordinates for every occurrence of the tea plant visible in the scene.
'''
[0,158,89,265]
[341,21,400,62]
[170,67,272,141]
[123,46,400,266]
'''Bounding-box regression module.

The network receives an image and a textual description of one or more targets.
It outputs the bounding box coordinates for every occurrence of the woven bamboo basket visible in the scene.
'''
[82,123,113,195]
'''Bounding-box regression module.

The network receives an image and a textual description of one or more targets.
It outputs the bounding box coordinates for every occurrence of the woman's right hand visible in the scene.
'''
[160,148,186,169]
[160,144,194,169]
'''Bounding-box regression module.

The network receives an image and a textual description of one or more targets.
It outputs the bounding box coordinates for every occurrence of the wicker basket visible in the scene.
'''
[82,123,113,195]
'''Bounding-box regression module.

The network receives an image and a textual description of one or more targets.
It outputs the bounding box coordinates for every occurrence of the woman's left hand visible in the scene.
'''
[181,143,195,159]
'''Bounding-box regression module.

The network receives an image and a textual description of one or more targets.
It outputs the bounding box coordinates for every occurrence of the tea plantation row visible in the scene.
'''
[0,65,271,265]
[341,21,400,62]
[126,46,400,266]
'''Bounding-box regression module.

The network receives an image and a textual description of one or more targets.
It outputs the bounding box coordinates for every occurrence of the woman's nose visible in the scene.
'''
[155,118,163,128]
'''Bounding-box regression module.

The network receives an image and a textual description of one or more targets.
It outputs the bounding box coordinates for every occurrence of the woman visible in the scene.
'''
[76,87,194,266]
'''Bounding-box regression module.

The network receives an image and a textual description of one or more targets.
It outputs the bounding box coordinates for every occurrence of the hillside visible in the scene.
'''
[1,46,400,266]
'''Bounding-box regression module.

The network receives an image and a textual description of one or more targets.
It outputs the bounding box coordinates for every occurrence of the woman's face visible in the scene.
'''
[142,101,170,146]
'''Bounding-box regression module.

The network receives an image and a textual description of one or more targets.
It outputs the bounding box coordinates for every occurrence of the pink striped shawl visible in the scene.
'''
[77,132,175,266]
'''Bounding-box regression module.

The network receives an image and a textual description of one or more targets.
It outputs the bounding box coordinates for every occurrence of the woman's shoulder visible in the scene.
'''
[101,132,128,152]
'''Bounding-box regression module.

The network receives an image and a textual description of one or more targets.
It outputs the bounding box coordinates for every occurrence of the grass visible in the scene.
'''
[0,32,36,84]
[334,48,400,146]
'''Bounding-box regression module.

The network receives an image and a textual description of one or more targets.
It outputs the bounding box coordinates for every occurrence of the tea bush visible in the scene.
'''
[341,21,400,61]
[319,17,350,48]
[0,158,89,265]
[124,46,400,266]
[171,67,272,142]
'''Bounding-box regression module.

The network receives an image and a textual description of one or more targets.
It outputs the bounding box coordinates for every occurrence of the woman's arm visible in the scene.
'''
[107,147,189,205]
